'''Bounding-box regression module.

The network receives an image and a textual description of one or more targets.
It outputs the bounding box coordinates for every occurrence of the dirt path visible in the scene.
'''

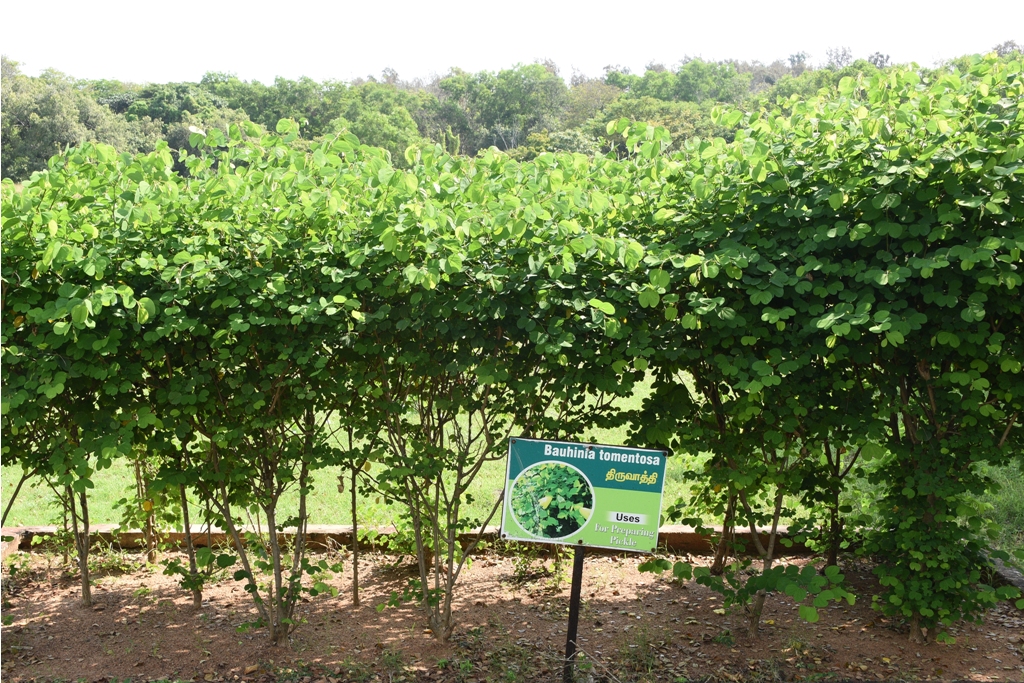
[2,549,1022,682]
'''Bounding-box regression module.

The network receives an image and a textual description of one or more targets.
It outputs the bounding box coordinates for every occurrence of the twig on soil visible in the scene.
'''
[530,645,625,683]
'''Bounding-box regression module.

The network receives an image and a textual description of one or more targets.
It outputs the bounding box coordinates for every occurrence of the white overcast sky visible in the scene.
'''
[3,0,1022,84]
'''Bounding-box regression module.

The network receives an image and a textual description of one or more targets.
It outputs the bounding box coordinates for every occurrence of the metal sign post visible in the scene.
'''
[500,437,668,683]
[563,544,586,683]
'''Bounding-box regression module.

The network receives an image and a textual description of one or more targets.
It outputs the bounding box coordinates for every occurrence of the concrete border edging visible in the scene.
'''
[6,524,1022,591]
[1,523,810,556]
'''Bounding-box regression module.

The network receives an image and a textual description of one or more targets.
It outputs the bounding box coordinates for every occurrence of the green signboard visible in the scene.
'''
[500,437,668,553]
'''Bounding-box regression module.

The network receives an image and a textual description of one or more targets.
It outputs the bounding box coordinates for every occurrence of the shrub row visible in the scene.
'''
[3,54,1022,644]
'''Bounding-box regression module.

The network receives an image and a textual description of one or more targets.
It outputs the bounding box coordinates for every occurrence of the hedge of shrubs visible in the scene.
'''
[3,54,1022,644]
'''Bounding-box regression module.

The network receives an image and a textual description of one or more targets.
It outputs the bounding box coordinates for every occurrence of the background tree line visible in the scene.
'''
[4,40,1020,181]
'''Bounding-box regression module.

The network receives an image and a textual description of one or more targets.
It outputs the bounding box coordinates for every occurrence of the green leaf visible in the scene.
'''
[787,586,808,602]
[399,172,418,193]
[638,288,660,308]
[672,562,693,581]
[195,547,214,567]
[381,228,398,252]
[588,298,615,316]
[622,241,644,270]
[137,297,156,324]
[638,558,672,573]
[798,605,819,623]
[650,269,671,289]
[41,241,60,268]
[71,304,89,325]
[860,442,885,461]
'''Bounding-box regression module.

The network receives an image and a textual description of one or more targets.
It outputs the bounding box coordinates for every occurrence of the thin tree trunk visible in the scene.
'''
[212,482,271,631]
[909,613,925,643]
[146,511,157,563]
[405,480,437,636]
[710,495,736,576]
[68,485,92,607]
[826,479,842,568]
[79,489,92,605]
[136,461,158,564]
[742,489,784,638]
[180,483,202,608]
[61,494,70,566]
[265,498,287,645]
[351,465,359,607]
[286,462,310,639]
[1,468,36,527]
[204,499,213,551]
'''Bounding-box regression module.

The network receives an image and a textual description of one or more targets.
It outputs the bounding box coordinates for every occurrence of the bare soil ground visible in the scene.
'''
[1,547,1022,683]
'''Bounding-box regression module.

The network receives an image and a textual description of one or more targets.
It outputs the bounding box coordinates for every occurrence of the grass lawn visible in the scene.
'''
[5,458,1021,556]
[2,378,711,531]
[0,450,702,531]
[4,377,1020,559]
[982,459,1024,553]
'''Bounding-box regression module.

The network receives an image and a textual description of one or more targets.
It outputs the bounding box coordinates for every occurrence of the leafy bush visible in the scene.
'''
[5,53,1024,646]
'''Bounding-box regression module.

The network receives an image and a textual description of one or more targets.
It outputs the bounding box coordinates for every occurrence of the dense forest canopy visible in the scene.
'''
[4,41,1021,180]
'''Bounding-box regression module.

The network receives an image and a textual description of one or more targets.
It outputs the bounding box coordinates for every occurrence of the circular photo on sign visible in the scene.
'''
[510,461,594,539]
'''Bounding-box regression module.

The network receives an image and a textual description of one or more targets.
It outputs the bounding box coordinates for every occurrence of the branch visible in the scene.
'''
[839,444,865,480]
[917,360,940,429]
[2,467,38,528]
[450,489,505,586]
[738,491,769,560]
[998,412,1018,449]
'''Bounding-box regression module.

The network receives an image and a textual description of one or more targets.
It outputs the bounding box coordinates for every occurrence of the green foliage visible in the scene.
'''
[754,59,882,103]
[585,97,727,153]
[509,462,592,538]
[4,49,1024,647]
[979,462,1024,554]
[1,58,163,180]
[121,82,228,124]
[161,546,236,594]
[438,63,569,152]
[605,59,752,104]
[200,72,350,138]
[639,557,854,624]
[563,76,622,129]
[0,51,905,184]
[327,82,427,165]
[88,542,141,575]
[506,129,602,161]
[643,53,1024,637]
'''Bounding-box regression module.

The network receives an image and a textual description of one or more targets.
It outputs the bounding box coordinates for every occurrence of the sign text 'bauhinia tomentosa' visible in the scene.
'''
[501,438,667,552]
